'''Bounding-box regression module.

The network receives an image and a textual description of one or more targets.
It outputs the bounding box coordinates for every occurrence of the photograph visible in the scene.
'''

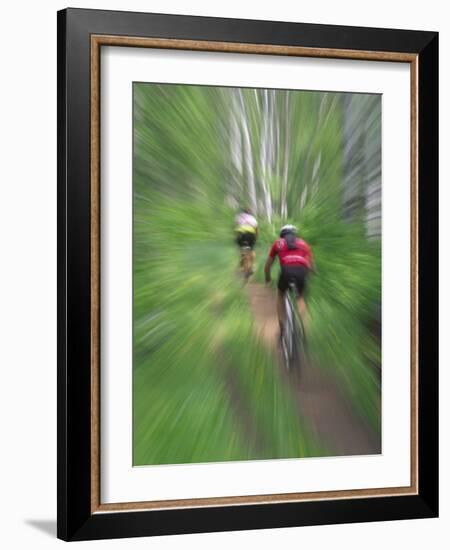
[54,5,438,541]
[132,82,382,466]
[0,0,443,547]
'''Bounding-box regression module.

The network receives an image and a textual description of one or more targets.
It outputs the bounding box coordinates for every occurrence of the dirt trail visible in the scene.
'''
[246,282,381,456]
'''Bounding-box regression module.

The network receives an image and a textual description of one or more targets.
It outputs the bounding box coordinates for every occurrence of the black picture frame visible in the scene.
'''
[57,7,438,541]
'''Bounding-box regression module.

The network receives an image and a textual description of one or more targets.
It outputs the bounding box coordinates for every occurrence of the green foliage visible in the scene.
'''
[133,82,381,465]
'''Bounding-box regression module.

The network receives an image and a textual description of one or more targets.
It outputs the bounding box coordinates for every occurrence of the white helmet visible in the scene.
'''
[280,224,297,238]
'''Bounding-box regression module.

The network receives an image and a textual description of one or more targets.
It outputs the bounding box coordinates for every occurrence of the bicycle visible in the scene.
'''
[239,245,255,281]
[280,281,306,373]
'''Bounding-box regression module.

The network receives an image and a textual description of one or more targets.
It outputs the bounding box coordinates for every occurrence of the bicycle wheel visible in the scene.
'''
[239,246,253,280]
[291,308,304,373]
[281,289,294,370]
[281,296,292,369]
[282,286,304,372]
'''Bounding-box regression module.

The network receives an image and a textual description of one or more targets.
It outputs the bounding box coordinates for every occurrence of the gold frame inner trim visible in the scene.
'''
[90,34,419,514]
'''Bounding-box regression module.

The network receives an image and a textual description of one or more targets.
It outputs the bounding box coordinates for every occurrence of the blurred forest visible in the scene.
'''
[133,83,382,465]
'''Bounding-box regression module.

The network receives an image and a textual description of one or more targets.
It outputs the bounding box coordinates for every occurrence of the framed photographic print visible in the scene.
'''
[57,8,438,541]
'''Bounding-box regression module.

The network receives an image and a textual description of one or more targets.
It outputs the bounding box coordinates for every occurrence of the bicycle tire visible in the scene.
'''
[281,295,293,369]
[239,246,253,280]
[283,285,304,372]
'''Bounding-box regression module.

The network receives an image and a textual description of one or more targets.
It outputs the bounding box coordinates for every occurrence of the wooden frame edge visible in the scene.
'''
[94,485,417,514]
[410,55,419,496]
[92,34,417,62]
[89,34,420,514]
[91,34,101,513]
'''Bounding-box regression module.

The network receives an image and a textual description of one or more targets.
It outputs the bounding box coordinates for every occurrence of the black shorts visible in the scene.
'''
[236,231,256,249]
[278,266,308,296]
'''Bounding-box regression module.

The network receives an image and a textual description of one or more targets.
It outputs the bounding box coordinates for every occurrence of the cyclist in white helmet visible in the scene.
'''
[235,207,259,276]
[264,224,313,332]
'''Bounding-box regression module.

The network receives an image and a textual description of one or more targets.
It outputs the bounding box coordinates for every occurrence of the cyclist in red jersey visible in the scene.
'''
[264,224,313,332]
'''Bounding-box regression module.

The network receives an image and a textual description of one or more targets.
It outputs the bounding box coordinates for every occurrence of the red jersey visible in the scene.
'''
[269,238,312,268]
